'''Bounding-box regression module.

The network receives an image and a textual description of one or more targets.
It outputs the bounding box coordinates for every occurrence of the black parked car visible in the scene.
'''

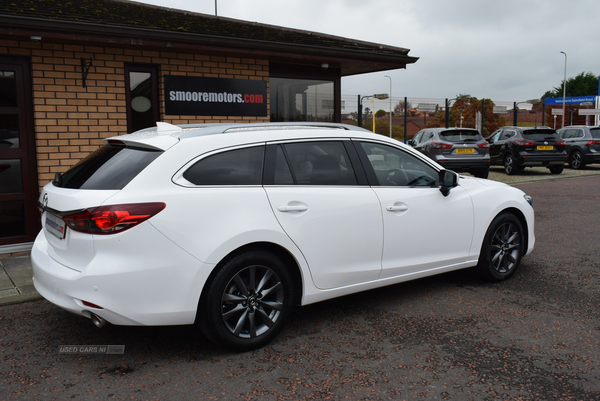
[556,125,600,169]
[409,128,490,178]
[487,126,567,175]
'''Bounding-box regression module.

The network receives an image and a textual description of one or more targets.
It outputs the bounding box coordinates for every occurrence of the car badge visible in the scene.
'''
[544,141,548,145]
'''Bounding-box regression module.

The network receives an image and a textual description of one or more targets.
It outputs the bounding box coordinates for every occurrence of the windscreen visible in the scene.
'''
[57,145,162,190]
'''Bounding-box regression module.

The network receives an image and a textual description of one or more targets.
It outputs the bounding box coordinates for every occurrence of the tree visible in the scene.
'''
[393,100,412,115]
[541,71,599,100]
[423,94,506,136]
[375,109,387,118]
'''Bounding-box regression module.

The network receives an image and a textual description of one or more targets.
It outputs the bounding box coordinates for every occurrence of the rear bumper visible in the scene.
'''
[518,153,567,166]
[31,230,212,326]
[436,159,489,172]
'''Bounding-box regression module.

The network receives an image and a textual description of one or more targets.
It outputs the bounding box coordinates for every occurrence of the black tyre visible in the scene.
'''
[476,213,524,282]
[198,250,294,351]
[549,165,564,174]
[474,168,489,179]
[569,151,585,170]
[504,154,517,175]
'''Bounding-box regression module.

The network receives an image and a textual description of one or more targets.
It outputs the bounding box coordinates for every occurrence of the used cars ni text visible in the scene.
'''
[32,123,535,350]
[410,127,490,178]
[556,125,600,169]
[487,126,566,175]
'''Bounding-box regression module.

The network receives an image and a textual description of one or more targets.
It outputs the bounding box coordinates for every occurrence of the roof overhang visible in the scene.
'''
[0,14,418,76]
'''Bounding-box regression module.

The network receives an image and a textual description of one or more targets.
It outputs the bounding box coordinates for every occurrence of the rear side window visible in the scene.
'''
[440,130,483,142]
[59,145,162,190]
[183,146,264,185]
[590,128,600,138]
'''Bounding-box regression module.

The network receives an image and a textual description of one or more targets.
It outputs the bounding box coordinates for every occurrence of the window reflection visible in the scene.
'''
[0,159,23,194]
[0,200,26,238]
[270,78,334,122]
[0,114,20,149]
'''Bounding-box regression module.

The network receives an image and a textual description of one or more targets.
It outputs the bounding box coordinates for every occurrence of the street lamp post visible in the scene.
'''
[384,75,392,137]
[357,93,389,130]
[560,51,567,128]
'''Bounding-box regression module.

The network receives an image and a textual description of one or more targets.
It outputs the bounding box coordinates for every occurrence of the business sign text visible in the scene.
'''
[164,76,268,117]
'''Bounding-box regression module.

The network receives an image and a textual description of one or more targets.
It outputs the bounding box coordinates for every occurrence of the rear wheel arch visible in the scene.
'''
[198,242,304,312]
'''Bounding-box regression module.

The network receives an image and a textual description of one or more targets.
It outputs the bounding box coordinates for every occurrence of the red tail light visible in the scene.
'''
[478,143,490,149]
[556,140,566,146]
[431,142,453,149]
[586,140,600,146]
[513,140,535,146]
[63,203,166,235]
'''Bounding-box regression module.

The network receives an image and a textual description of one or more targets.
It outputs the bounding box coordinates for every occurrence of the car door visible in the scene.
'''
[487,129,503,164]
[263,140,384,290]
[355,140,475,278]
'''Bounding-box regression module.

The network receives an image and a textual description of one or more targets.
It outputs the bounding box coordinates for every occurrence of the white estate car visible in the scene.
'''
[32,122,534,350]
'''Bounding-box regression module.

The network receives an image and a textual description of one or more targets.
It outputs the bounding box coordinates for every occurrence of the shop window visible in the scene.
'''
[125,65,159,133]
[270,78,334,122]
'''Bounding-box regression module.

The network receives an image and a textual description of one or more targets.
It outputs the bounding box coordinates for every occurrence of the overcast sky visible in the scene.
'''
[135,0,599,111]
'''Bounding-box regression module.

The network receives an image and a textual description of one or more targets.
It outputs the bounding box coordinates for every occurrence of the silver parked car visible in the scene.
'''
[556,125,600,169]
[409,128,490,178]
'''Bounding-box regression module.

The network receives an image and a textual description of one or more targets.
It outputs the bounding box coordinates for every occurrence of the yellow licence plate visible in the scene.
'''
[537,145,553,151]
[455,148,475,154]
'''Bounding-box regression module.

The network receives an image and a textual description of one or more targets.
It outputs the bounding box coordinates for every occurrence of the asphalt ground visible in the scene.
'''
[1,167,599,399]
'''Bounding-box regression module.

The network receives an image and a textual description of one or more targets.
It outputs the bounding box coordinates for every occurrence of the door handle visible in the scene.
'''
[386,204,408,212]
[278,205,309,212]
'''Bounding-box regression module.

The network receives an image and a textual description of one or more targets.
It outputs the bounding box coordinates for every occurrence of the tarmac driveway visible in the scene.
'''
[0,174,599,400]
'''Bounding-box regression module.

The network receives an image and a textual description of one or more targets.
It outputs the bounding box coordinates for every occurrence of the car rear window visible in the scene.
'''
[57,145,162,190]
[440,130,483,142]
[522,129,557,136]
[590,128,600,138]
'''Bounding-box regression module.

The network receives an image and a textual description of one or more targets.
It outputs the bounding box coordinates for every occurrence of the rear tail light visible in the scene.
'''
[557,140,566,146]
[63,203,166,235]
[431,142,453,149]
[586,140,600,146]
[478,143,490,149]
[513,140,536,146]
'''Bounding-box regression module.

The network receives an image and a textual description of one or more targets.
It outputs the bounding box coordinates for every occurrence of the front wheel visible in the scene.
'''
[476,213,524,282]
[197,250,294,351]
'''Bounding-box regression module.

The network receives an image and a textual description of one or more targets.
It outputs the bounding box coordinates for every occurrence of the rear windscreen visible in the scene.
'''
[440,131,483,142]
[57,145,162,190]
[522,129,557,136]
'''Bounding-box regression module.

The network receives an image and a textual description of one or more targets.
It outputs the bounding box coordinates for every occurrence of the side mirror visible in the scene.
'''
[439,170,457,197]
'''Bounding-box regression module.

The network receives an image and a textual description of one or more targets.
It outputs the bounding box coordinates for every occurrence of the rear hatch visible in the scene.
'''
[38,139,167,270]
[520,129,565,154]
[436,130,488,158]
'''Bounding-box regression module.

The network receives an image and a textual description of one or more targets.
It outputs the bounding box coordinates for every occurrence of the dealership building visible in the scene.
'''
[0,0,418,252]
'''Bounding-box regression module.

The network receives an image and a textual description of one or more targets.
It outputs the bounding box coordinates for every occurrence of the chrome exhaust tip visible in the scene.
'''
[91,313,108,328]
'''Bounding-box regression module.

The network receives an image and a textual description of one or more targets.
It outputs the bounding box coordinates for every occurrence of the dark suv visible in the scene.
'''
[556,125,600,169]
[409,128,490,178]
[487,126,567,175]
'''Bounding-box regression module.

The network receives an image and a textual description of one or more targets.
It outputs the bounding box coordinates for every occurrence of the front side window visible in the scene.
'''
[273,141,357,186]
[183,146,265,186]
[359,142,438,187]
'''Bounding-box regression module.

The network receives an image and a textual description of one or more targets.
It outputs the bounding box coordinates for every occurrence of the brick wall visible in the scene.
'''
[0,39,270,190]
